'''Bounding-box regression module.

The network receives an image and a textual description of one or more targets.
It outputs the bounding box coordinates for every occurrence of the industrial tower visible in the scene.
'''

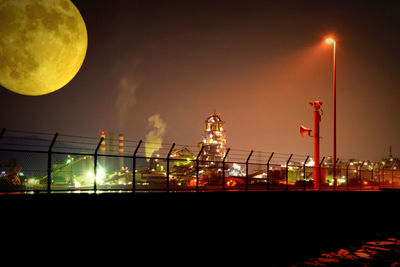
[199,111,227,163]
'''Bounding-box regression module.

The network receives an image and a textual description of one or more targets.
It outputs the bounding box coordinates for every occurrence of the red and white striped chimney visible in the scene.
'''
[119,133,124,169]
[100,131,106,155]
[119,133,124,156]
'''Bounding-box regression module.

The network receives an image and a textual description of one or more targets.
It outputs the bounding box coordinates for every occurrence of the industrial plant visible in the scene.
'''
[0,112,399,193]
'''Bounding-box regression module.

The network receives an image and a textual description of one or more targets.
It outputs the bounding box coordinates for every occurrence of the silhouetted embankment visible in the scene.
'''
[1,191,399,265]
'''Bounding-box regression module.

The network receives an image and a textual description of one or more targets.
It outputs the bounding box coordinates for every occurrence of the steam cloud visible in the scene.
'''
[145,114,166,160]
[115,77,137,131]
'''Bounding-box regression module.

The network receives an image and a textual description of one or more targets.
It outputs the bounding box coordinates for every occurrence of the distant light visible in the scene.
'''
[325,37,335,44]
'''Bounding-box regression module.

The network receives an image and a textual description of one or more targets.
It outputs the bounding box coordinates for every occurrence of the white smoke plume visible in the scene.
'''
[115,77,137,131]
[145,114,166,160]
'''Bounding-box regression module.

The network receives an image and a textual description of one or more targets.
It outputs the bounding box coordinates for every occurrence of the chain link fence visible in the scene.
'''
[0,129,398,193]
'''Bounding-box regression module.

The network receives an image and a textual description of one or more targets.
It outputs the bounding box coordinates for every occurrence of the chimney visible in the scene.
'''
[100,131,106,155]
[100,130,106,168]
[119,133,124,169]
[109,132,114,153]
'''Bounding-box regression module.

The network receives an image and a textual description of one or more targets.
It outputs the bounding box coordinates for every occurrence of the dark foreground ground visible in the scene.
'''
[2,191,399,265]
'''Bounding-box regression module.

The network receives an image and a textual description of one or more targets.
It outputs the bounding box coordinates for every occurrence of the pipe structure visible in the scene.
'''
[132,140,142,194]
[222,148,230,192]
[310,101,322,189]
[196,145,205,193]
[267,152,274,191]
[245,150,254,192]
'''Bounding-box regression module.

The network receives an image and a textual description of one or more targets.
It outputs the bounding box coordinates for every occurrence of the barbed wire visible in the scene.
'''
[0,128,379,163]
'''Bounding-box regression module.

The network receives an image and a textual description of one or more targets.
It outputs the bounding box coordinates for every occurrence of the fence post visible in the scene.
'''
[378,162,383,190]
[371,162,377,190]
[346,161,352,191]
[303,155,310,191]
[381,160,387,189]
[333,158,339,191]
[359,161,365,191]
[94,137,104,194]
[392,162,397,188]
[267,152,274,191]
[285,154,293,191]
[0,128,5,140]
[222,148,230,192]
[246,150,254,192]
[196,145,204,193]
[132,140,142,194]
[166,143,175,193]
[319,157,325,191]
[47,133,58,194]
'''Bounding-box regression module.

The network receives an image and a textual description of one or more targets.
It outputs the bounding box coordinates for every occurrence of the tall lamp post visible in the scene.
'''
[325,37,337,189]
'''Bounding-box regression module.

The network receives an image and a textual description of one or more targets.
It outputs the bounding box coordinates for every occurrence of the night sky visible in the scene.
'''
[1,0,400,161]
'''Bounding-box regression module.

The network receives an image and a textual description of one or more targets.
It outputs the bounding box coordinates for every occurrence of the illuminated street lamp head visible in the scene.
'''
[325,37,335,44]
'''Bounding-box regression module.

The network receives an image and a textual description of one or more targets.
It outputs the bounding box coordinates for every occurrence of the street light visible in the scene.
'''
[325,37,335,45]
[325,36,337,189]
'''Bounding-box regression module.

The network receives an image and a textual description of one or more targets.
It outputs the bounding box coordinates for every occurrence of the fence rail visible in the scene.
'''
[0,128,398,194]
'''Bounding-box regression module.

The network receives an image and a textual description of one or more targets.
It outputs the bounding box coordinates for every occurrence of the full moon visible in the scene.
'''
[0,0,87,96]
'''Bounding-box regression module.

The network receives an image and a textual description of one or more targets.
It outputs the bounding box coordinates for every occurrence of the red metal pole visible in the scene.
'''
[313,109,320,189]
[311,101,322,189]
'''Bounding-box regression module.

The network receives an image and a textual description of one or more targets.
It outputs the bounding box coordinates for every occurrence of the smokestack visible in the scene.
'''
[119,133,124,169]
[119,133,124,156]
[100,131,106,155]
[100,130,106,168]
[109,132,115,171]
[109,132,114,153]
